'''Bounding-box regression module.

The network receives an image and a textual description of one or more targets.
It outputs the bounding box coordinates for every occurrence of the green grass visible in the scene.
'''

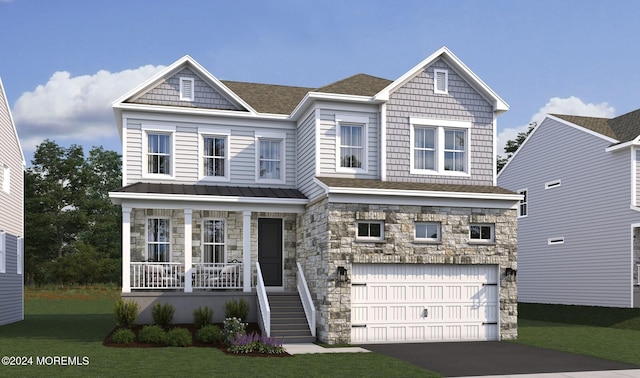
[516,303,640,365]
[0,286,437,377]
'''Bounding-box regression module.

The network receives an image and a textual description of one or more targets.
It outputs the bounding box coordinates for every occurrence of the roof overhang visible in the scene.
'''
[289,91,385,121]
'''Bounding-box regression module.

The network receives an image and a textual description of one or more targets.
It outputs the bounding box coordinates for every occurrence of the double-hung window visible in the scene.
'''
[147,218,170,262]
[144,125,175,177]
[518,189,528,217]
[410,118,470,176]
[199,128,230,181]
[337,115,368,172]
[202,220,225,264]
[256,132,286,183]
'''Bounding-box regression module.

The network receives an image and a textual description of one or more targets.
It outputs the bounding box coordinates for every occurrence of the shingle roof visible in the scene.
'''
[317,177,517,195]
[315,74,393,97]
[221,81,313,115]
[112,182,307,199]
[553,109,640,143]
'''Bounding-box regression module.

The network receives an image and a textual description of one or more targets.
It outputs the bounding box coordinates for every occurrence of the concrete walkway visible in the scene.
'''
[457,371,640,378]
[283,343,369,355]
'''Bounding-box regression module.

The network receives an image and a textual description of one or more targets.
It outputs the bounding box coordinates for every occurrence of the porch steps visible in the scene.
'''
[267,292,315,343]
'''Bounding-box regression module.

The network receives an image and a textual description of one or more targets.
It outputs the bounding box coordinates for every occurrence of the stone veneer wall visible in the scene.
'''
[297,200,518,344]
[130,209,298,290]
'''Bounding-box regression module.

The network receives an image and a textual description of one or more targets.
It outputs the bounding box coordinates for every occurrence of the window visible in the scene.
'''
[545,180,561,189]
[0,232,5,273]
[411,118,471,175]
[518,189,528,217]
[203,136,227,178]
[470,224,494,243]
[147,133,171,175]
[17,237,22,275]
[415,222,440,242]
[2,164,9,193]
[258,139,282,180]
[147,218,170,262]
[434,69,449,94]
[357,221,384,241]
[203,220,225,263]
[336,115,368,172]
[548,237,565,245]
[180,77,194,101]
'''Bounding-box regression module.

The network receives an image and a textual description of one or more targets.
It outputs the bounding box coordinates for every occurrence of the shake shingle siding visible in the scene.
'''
[134,68,241,110]
[386,59,495,185]
[498,118,637,307]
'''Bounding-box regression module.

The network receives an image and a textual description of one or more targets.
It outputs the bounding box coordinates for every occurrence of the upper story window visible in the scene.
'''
[434,69,449,94]
[410,118,471,176]
[147,218,170,262]
[415,222,441,242]
[180,77,194,101]
[336,115,369,173]
[518,189,528,217]
[203,219,225,263]
[470,224,494,243]
[2,164,9,194]
[199,128,230,181]
[143,125,175,178]
[357,221,384,242]
[256,132,286,183]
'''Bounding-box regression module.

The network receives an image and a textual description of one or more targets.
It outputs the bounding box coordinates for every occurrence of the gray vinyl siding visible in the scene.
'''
[296,110,324,199]
[636,150,640,206]
[124,117,297,188]
[498,118,638,307]
[0,233,24,325]
[386,59,495,185]
[317,105,380,179]
[134,68,242,111]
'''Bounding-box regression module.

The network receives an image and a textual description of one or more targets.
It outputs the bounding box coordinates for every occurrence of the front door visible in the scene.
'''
[258,218,283,287]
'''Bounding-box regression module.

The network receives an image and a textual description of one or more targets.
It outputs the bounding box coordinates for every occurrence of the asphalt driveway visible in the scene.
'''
[364,341,639,377]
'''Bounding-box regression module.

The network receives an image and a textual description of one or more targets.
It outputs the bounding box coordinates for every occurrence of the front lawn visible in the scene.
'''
[0,286,436,377]
[516,303,640,365]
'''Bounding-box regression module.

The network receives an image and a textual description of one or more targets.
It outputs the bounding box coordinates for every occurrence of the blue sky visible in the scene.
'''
[1,0,638,164]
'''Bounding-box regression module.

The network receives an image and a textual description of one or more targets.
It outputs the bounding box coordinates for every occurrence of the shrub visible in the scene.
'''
[138,325,168,344]
[222,317,247,344]
[151,302,175,330]
[227,332,285,354]
[113,299,139,329]
[166,327,192,347]
[111,328,136,344]
[192,306,214,329]
[224,298,250,321]
[196,324,222,343]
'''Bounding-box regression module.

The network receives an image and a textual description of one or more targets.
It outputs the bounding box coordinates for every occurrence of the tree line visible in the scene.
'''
[25,140,121,286]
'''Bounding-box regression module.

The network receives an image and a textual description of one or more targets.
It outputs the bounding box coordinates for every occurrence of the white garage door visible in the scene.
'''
[351,264,499,344]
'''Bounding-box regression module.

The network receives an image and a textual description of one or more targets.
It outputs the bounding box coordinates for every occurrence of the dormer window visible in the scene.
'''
[180,77,194,101]
[434,69,449,94]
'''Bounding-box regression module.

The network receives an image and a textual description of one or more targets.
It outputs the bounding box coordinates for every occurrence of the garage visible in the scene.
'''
[351,264,499,344]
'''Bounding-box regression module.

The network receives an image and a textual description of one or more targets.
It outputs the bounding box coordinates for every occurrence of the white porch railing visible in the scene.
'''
[130,262,185,290]
[297,262,316,337]
[255,262,271,337]
[191,263,243,290]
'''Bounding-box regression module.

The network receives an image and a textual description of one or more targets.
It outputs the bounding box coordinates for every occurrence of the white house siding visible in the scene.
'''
[296,109,324,199]
[317,103,380,179]
[635,150,640,207]
[386,59,495,186]
[498,118,639,307]
[0,84,24,238]
[124,116,298,187]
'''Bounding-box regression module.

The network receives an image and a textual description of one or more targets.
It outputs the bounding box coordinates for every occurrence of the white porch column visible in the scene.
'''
[242,210,252,292]
[184,208,193,293]
[122,207,131,293]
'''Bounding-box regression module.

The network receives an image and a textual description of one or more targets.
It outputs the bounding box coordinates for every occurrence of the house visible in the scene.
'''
[0,77,25,326]
[498,111,640,308]
[109,46,520,344]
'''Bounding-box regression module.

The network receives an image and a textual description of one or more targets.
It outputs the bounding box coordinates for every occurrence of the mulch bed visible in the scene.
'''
[103,323,290,357]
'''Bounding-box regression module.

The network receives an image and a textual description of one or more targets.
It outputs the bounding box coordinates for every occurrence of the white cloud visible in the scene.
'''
[497,96,615,155]
[13,65,165,156]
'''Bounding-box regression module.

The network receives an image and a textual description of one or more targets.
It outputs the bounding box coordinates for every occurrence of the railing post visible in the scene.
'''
[122,207,131,293]
[184,208,193,293]
[242,210,251,292]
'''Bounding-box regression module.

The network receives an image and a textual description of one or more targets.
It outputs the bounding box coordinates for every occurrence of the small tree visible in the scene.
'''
[497,122,536,172]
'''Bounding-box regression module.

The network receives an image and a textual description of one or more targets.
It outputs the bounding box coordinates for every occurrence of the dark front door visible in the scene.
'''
[258,218,283,286]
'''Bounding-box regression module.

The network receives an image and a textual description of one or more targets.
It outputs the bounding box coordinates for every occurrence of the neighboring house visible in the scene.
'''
[0,77,25,326]
[498,111,640,308]
[109,47,520,344]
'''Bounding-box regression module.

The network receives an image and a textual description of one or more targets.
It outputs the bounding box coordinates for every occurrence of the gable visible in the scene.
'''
[130,67,243,111]
[0,78,24,166]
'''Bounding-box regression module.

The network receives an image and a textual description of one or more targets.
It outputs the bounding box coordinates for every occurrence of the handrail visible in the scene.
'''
[255,262,271,337]
[297,262,316,337]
